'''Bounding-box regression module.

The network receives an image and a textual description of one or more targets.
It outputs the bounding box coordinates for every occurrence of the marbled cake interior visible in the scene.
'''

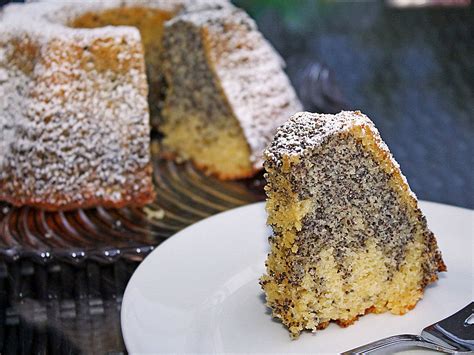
[160,9,253,179]
[160,7,302,179]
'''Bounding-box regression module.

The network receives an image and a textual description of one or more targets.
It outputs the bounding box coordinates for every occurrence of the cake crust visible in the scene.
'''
[1,179,155,211]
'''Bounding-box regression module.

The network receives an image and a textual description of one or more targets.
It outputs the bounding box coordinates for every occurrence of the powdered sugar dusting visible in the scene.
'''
[266,111,418,201]
[0,4,156,209]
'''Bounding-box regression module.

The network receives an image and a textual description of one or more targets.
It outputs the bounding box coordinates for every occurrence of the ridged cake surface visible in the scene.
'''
[1,5,154,210]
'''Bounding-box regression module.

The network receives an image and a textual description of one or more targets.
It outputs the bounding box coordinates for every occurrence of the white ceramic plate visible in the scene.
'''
[121,201,473,354]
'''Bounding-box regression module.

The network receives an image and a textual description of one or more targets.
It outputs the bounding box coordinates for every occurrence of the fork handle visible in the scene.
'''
[342,334,460,354]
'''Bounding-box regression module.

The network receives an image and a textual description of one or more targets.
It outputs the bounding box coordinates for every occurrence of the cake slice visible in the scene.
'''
[260,111,446,338]
[160,8,302,179]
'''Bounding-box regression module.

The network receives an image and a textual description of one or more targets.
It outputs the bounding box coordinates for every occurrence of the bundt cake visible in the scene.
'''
[160,8,302,179]
[260,111,446,338]
[0,0,301,209]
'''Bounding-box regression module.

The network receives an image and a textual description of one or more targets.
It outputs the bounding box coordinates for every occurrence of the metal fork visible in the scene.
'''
[343,302,474,354]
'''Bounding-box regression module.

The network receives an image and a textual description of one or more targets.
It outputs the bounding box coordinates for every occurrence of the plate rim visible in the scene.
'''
[121,200,473,353]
